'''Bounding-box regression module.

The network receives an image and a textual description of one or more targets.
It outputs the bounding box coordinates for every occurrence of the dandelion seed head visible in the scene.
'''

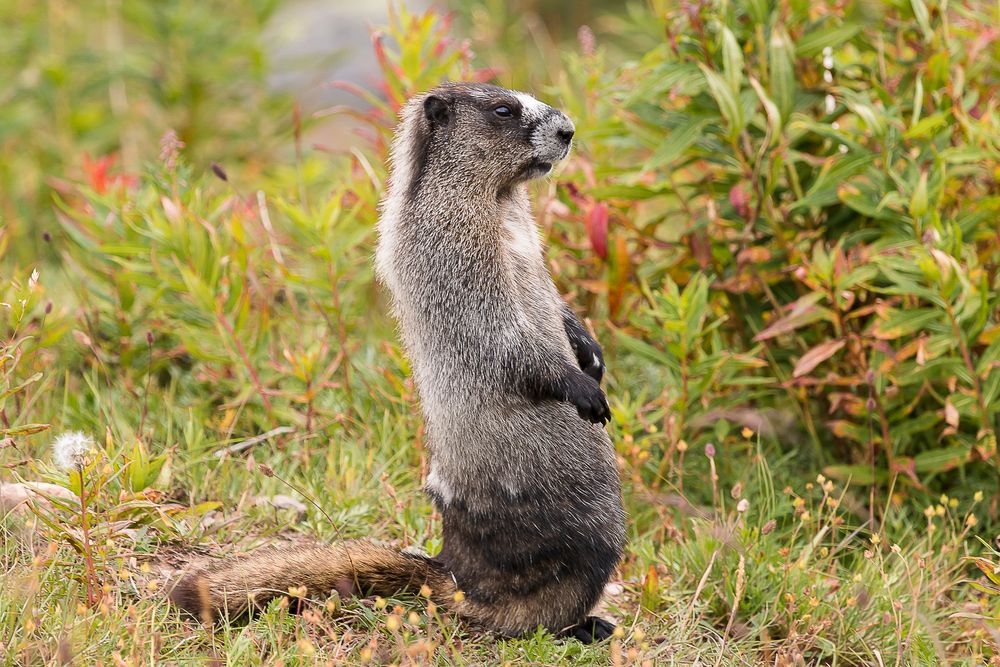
[52,431,96,471]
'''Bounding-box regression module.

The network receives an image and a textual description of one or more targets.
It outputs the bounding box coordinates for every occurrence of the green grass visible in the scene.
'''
[2,1,999,664]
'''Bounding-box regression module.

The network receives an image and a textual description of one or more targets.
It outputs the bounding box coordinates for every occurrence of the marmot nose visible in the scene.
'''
[556,127,575,145]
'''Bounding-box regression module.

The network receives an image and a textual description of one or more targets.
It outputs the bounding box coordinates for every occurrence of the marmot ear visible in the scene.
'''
[423,95,451,127]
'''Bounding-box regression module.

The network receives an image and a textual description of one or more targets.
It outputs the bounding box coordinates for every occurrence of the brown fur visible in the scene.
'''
[170,542,451,623]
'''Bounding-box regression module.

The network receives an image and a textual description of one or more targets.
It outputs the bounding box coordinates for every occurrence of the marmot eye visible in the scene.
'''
[493,105,513,118]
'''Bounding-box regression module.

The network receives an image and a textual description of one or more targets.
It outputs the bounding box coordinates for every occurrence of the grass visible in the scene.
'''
[1,2,999,665]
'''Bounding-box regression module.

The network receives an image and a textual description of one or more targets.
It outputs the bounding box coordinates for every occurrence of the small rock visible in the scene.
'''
[0,482,76,514]
[256,494,307,515]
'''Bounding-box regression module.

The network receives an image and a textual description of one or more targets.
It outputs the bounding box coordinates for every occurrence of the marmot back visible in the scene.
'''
[171,83,626,643]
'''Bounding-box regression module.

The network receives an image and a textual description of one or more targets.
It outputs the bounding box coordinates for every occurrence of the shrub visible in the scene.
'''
[542,0,1000,499]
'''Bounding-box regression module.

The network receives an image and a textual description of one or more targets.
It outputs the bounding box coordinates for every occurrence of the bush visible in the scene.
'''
[539,0,1000,499]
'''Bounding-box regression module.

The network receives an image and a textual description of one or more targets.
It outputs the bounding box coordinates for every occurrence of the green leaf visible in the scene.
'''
[0,372,43,400]
[720,27,744,93]
[872,308,941,340]
[791,153,877,210]
[909,171,929,218]
[911,0,933,42]
[795,22,862,57]
[699,64,745,138]
[641,117,714,171]
[904,112,949,140]
[768,26,796,121]
[2,423,50,437]
[913,446,970,473]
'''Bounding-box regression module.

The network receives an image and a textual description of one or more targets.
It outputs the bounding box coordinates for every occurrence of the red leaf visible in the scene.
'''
[793,339,846,378]
[729,184,750,219]
[754,293,829,341]
[587,201,609,259]
[82,154,114,194]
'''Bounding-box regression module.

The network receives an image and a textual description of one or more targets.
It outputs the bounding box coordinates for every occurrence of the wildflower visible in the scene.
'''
[761,519,776,535]
[975,491,985,503]
[870,534,881,545]
[386,614,401,631]
[967,514,978,527]
[52,431,96,471]
[158,130,185,170]
[800,511,811,522]
[704,443,716,458]
[741,427,754,439]
[737,499,750,513]
[923,505,935,518]
[577,25,596,57]
[676,440,688,453]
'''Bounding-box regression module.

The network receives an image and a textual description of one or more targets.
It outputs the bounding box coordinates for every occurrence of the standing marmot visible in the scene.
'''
[170,82,626,643]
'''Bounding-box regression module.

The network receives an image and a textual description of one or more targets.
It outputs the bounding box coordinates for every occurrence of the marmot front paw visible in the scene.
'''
[573,339,605,383]
[563,373,610,424]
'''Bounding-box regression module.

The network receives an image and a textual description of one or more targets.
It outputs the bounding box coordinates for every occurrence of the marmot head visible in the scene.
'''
[393,82,576,199]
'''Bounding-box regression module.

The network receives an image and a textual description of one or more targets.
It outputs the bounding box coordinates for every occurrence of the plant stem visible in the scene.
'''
[78,467,99,605]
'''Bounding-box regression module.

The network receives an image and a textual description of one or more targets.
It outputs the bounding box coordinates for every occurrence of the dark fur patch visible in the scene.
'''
[406,113,433,202]
[562,616,616,643]
[434,477,622,624]
[169,573,218,625]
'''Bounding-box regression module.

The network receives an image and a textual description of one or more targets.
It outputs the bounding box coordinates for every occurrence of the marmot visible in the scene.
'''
[170,82,626,643]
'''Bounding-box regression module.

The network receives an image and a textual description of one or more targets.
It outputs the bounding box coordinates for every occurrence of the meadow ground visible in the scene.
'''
[2,1,1000,665]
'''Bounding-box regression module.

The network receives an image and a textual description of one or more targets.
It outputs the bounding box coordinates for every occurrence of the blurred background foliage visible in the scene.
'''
[2,0,1000,661]
[0,0,289,262]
